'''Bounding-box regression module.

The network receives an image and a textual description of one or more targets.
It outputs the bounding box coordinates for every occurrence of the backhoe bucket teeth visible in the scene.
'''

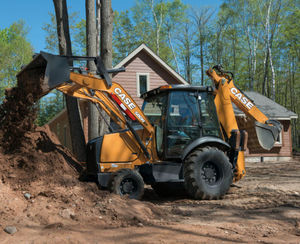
[17,52,70,96]
[255,121,281,150]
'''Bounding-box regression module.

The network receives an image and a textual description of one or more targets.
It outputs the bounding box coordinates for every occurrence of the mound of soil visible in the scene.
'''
[0,126,165,230]
[0,63,46,152]
[0,87,39,152]
[0,72,166,231]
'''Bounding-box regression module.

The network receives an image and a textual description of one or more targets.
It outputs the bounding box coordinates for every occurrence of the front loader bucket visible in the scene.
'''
[17,52,70,97]
[255,121,281,150]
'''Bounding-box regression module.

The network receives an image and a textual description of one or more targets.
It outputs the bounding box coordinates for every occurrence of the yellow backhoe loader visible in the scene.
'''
[17,53,282,200]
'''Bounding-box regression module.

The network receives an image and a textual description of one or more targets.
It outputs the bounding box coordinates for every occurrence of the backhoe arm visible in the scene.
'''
[206,67,282,181]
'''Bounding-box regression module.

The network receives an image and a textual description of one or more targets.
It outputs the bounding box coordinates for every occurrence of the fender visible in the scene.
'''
[181,136,231,161]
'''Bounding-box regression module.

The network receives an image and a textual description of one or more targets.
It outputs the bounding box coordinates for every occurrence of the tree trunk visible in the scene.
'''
[53,0,86,162]
[96,0,101,56]
[232,37,236,75]
[200,38,204,86]
[167,29,180,74]
[192,8,214,85]
[253,38,257,90]
[100,0,113,136]
[265,0,276,100]
[151,0,163,56]
[86,0,99,141]
[262,49,269,96]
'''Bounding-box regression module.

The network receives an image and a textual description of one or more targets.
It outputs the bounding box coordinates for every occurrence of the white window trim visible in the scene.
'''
[274,130,283,146]
[136,73,150,97]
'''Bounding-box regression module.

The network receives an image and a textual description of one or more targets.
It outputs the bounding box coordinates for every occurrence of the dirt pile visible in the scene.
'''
[0,68,166,231]
[0,61,47,152]
[0,126,166,230]
[0,87,39,152]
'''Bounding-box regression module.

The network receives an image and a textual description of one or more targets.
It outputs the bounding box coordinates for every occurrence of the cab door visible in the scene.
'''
[165,91,201,158]
[142,93,168,158]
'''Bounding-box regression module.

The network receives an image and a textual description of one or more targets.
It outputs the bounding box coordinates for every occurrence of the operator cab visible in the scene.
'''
[142,85,222,160]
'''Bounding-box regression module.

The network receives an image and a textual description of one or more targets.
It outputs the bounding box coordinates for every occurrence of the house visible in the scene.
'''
[47,44,298,162]
[112,43,188,107]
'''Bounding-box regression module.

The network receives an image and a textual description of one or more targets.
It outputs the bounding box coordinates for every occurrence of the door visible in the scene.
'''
[166,91,201,157]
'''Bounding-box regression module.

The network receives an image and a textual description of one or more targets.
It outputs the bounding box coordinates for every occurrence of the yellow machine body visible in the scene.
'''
[17,52,282,196]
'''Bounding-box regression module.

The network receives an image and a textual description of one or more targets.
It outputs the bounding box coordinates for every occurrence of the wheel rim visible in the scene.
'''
[201,161,221,185]
[119,178,138,195]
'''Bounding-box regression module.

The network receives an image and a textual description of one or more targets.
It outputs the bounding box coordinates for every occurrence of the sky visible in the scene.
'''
[0,0,222,53]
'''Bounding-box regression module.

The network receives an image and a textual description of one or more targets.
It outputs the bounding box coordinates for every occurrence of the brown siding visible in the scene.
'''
[48,110,72,150]
[113,50,183,107]
[236,117,292,157]
[48,101,89,151]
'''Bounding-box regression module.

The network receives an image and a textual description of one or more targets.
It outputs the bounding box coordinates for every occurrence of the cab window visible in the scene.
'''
[166,91,200,157]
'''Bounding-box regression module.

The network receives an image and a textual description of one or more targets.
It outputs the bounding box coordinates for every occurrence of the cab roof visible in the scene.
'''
[141,84,214,99]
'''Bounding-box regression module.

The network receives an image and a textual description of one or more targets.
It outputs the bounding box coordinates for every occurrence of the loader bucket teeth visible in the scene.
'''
[17,51,70,96]
[254,121,280,150]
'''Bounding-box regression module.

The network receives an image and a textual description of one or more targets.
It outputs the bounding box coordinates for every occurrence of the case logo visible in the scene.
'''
[114,87,136,109]
[230,88,254,110]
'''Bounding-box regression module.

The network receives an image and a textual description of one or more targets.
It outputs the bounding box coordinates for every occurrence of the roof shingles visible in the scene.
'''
[233,91,298,119]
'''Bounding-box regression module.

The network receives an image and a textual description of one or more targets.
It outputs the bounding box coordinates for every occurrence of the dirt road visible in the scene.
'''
[1,158,300,244]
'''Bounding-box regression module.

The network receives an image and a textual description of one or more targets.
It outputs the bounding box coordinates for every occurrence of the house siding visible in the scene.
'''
[112,50,181,107]
[48,101,89,150]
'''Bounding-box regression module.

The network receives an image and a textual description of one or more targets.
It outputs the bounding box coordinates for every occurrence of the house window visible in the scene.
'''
[137,73,149,97]
[275,131,283,146]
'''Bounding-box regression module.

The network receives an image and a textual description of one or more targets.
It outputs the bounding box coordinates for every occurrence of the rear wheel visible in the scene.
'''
[109,169,144,200]
[184,147,233,200]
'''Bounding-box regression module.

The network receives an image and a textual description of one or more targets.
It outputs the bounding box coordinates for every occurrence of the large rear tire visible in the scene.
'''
[109,169,144,200]
[184,147,233,200]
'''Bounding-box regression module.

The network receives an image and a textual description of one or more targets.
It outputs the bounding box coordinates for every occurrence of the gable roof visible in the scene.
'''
[234,91,298,120]
[114,43,189,85]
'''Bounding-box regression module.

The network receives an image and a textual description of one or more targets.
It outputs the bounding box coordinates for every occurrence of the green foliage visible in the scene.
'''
[113,0,188,67]
[113,10,140,64]
[0,20,33,101]
[73,19,86,55]
[42,11,83,54]
[280,4,300,59]
[42,13,58,53]
[36,90,65,126]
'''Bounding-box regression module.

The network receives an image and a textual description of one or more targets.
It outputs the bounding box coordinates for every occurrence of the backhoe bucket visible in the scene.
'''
[255,121,281,150]
[17,52,70,97]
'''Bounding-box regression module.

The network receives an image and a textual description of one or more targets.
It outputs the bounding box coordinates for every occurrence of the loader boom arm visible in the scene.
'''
[58,72,154,134]
[17,52,156,162]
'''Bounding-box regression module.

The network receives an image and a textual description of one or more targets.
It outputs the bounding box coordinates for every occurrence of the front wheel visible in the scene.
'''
[109,169,144,200]
[184,147,233,200]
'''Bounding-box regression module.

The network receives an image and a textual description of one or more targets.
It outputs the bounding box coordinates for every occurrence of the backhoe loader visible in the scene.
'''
[17,52,282,200]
